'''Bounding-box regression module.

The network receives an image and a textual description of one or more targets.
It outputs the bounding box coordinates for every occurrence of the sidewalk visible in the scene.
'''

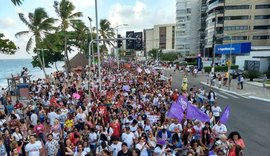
[196,72,270,102]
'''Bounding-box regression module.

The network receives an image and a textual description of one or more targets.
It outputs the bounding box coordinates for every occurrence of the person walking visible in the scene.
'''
[240,75,244,90]
[262,74,267,88]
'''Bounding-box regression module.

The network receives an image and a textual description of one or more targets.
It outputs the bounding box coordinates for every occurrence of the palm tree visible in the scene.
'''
[53,0,83,73]
[11,0,23,6]
[99,19,115,52]
[15,7,55,77]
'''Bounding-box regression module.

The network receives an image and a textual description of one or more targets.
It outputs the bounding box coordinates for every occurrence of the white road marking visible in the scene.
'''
[220,91,239,99]
[216,93,229,99]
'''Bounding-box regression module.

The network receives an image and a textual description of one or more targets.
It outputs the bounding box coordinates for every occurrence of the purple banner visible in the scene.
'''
[220,105,230,124]
[177,95,188,110]
[167,102,184,123]
[186,102,210,122]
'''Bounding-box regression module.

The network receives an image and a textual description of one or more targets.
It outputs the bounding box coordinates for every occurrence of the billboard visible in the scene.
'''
[126,31,134,49]
[134,32,143,50]
[215,42,251,55]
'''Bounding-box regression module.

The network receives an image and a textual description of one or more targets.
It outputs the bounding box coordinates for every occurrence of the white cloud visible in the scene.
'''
[108,0,175,33]
[70,0,95,12]
[0,17,16,29]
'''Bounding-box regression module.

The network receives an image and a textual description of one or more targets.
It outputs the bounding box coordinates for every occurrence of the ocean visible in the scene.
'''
[0,59,64,88]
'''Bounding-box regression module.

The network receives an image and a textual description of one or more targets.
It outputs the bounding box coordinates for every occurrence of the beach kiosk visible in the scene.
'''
[6,75,31,99]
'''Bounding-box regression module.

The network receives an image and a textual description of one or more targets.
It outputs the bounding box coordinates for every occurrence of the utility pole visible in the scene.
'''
[211,9,217,73]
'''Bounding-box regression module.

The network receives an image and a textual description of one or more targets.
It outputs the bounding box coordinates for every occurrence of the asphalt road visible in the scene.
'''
[163,69,270,156]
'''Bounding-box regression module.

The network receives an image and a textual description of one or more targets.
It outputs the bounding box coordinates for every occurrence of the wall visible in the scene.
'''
[235,48,270,72]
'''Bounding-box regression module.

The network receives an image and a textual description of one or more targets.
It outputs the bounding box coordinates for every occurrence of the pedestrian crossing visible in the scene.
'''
[216,91,250,100]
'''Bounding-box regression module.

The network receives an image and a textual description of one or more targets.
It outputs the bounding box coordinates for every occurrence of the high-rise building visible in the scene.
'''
[175,0,201,55]
[144,24,175,53]
[205,0,270,56]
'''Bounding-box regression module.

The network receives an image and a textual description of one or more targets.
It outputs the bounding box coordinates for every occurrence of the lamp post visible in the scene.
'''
[87,16,93,105]
[114,23,128,70]
[94,0,102,92]
[228,36,233,90]
[87,16,94,70]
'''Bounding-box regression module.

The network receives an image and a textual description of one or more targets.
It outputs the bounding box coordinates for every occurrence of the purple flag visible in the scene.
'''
[167,102,184,123]
[220,105,230,124]
[186,102,210,122]
[177,95,188,110]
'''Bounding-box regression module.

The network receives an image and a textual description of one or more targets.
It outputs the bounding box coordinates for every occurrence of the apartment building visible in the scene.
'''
[205,0,270,56]
[175,0,201,55]
[143,24,175,53]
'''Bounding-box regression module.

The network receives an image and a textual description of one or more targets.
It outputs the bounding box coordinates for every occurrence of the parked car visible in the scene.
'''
[230,69,244,79]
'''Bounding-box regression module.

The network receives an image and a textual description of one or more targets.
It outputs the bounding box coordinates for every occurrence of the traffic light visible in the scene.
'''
[134,32,143,50]
[126,31,134,49]
[117,34,122,48]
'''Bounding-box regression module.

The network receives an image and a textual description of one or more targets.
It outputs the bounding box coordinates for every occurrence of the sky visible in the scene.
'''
[0,0,176,59]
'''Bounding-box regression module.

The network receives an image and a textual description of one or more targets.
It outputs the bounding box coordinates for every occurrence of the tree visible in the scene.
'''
[11,0,23,6]
[0,33,17,54]
[15,7,55,77]
[160,52,179,62]
[30,31,65,70]
[54,0,83,73]
[148,48,160,59]
[98,19,115,52]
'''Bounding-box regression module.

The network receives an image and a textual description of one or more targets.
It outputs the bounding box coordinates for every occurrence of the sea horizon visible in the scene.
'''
[0,59,64,88]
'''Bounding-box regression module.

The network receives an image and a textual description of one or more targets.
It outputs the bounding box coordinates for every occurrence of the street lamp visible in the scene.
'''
[87,16,93,105]
[114,23,128,70]
[94,0,102,92]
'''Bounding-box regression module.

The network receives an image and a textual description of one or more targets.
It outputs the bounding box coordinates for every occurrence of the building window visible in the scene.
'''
[224,16,249,20]
[225,5,250,10]
[255,4,270,9]
[255,15,270,19]
[187,8,191,14]
[224,26,249,31]
[253,35,270,40]
[177,9,186,15]
[254,25,270,30]
[224,36,248,40]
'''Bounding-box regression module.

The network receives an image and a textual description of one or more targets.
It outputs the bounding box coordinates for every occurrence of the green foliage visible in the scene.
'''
[160,52,178,62]
[187,62,197,66]
[148,48,160,59]
[204,65,239,73]
[99,19,115,51]
[15,7,56,52]
[0,33,17,55]
[246,70,260,81]
[31,51,64,69]
[263,71,270,79]
[11,0,23,6]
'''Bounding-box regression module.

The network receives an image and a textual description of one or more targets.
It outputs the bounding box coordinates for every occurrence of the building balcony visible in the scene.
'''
[207,1,224,12]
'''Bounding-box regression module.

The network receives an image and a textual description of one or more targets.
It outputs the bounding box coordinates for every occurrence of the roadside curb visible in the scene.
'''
[200,81,270,102]
[248,96,270,103]
[200,81,238,95]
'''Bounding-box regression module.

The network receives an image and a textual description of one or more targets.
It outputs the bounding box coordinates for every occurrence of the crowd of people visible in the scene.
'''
[0,61,245,156]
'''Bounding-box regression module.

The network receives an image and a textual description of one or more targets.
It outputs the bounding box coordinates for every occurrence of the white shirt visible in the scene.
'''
[110,142,122,156]
[30,113,38,126]
[12,132,23,141]
[168,123,183,133]
[136,143,148,156]
[213,124,227,137]
[122,132,135,149]
[48,112,58,126]
[25,141,42,156]
[211,106,222,117]
[89,132,97,145]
